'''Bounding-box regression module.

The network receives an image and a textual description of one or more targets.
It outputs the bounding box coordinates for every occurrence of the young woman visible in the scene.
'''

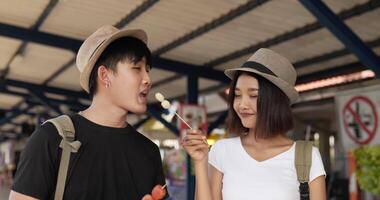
[182,48,326,200]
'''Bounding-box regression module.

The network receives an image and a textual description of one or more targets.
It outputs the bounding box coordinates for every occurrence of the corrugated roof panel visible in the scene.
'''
[215,54,251,71]
[48,64,82,91]
[0,94,23,109]
[323,0,368,12]
[8,43,74,84]
[126,0,248,51]
[270,7,380,63]
[297,47,380,76]
[347,8,380,41]
[162,0,366,65]
[0,37,22,70]
[297,54,358,76]
[270,29,344,63]
[40,0,145,39]
[0,0,49,28]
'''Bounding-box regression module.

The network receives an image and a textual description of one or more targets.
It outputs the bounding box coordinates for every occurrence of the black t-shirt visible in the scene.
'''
[12,114,167,200]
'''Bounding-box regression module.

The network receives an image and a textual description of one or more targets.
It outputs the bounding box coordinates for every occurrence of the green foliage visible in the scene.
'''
[354,145,380,195]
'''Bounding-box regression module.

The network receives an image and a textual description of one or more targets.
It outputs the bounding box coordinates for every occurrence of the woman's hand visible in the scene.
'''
[181,129,209,163]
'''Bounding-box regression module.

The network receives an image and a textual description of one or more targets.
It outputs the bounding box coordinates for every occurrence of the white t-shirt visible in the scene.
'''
[208,137,326,200]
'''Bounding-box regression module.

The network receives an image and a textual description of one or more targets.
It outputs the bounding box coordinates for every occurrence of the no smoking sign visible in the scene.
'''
[342,96,378,145]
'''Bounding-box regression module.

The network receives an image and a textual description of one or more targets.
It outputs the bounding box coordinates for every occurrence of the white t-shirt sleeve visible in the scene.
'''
[208,140,225,172]
[309,147,326,182]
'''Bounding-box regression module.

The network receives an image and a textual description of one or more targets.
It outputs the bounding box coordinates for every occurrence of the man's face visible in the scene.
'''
[108,57,151,114]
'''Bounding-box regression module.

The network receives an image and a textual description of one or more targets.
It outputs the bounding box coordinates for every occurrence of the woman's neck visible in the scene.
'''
[242,130,291,148]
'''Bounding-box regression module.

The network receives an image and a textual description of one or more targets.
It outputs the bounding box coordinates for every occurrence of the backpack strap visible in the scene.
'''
[295,140,313,200]
[44,115,81,200]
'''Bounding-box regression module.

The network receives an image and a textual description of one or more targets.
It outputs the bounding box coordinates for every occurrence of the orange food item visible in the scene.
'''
[151,184,166,200]
[142,194,154,200]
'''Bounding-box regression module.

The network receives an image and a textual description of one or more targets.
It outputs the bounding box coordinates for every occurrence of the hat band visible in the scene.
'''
[241,61,277,77]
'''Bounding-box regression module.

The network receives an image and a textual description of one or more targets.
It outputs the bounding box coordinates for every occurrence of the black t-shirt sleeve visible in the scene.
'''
[12,123,61,199]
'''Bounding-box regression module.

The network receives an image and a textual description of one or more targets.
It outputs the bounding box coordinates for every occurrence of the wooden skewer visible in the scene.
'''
[155,93,208,145]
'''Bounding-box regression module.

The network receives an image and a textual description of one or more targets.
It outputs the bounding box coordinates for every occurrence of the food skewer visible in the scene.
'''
[155,92,208,145]
[161,100,192,130]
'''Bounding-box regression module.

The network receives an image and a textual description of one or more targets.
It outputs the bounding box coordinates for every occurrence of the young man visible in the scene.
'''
[9,25,167,200]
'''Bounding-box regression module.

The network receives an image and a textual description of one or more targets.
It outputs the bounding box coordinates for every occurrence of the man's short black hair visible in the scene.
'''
[88,36,152,98]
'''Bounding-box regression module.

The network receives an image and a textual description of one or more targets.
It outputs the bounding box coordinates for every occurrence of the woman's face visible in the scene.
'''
[233,74,258,129]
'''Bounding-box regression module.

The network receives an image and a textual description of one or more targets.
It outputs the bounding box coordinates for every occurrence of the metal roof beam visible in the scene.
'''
[207,110,228,134]
[146,106,179,136]
[296,62,366,84]
[300,0,380,77]
[152,57,229,83]
[0,22,82,52]
[132,116,151,129]
[45,0,159,84]
[0,87,85,110]
[0,22,228,82]
[151,0,380,90]
[114,0,159,28]
[206,0,380,67]
[28,91,62,115]
[0,0,59,79]
[0,105,32,125]
[294,37,380,69]
[3,79,87,99]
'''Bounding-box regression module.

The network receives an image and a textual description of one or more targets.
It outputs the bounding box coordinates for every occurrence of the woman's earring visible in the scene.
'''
[105,82,110,88]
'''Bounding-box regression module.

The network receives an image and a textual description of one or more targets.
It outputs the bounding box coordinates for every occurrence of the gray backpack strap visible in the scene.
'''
[44,115,81,200]
[295,140,313,200]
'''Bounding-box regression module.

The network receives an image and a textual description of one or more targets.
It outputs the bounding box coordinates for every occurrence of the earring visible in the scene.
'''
[105,82,110,88]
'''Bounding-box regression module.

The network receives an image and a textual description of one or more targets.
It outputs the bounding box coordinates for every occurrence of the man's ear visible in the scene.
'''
[97,65,111,87]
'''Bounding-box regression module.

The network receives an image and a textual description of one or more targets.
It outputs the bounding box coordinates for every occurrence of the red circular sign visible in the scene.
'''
[342,96,378,145]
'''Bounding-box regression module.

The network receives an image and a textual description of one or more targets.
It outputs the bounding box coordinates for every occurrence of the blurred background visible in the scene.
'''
[1,0,380,199]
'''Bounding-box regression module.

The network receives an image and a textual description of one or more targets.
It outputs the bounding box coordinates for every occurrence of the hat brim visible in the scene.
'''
[80,29,148,93]
[224,68,299,104]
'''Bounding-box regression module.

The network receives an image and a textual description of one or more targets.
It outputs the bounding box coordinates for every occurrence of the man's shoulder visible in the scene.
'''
[32,121,61,140]
[130,128,159,151]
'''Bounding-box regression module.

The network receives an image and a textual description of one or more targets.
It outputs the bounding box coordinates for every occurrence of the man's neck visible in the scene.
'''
[80,96,128,128]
